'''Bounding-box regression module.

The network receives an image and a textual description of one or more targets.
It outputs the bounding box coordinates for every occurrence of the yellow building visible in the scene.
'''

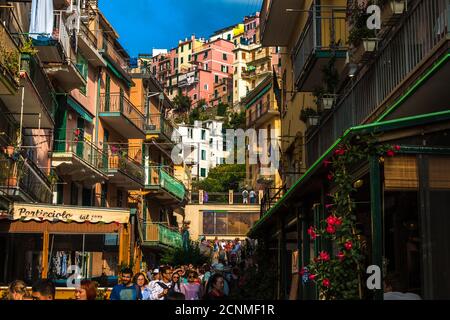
[260,0,347,189]
[177,35,204,74]
[244,75,282,192]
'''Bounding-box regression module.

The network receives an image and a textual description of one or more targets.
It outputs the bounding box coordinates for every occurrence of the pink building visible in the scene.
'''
[244,12,260,45]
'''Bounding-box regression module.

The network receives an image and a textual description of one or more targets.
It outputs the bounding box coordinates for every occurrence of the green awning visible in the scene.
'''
[249,109,450,237]
[102,54,134,88]
[67,97,93,123]
[245,83,272,109]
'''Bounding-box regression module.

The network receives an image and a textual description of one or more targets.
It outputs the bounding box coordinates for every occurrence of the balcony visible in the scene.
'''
[142,222,182,249]
[101,37,133,87]
[146,114,180,146]
[0,16,20,94]
[104,144,144,189]
[32,11,86,91]
[77,21,106,68]
[260,0,302,46]
[52,130,107,185]
[0,152,53,204]
[99,93,146,138]
[1,54,56,129]
[293,5,348,92]
[146,166,187,203]
[247,101,279,127]
[306,0,450,166]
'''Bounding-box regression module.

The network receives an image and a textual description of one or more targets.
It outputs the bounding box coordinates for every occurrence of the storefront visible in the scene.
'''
[0,203,131,287]
[249,110,450,300]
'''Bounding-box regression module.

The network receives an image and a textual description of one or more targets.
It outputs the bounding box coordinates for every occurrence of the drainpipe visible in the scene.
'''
[95,67,102,146]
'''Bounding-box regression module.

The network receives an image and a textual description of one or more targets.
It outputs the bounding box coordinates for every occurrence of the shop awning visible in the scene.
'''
[248,109,450,237]
[67,96,94,123]
[10,203,130,224]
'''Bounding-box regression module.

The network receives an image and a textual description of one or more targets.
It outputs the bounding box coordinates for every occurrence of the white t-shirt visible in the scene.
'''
[150,281,172,300]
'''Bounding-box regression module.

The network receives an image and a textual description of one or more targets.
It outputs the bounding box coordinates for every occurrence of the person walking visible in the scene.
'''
[133,272,152,300]
[242,189,249,204]
[181,270,202,300]
[74,280,97,300]
[203,273,227,300]
[31,280,56,300]
[110,268,142,300]
[150,266,172,300]
[249,189,256,204]
[7,280,31,300]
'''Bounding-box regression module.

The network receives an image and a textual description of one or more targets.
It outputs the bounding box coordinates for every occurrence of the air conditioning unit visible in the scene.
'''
[146,124,157,131]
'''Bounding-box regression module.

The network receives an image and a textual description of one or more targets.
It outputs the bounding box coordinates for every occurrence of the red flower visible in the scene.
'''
[323,160,332,168]
[307,226,317,240]
[334,148,345,156]
[319,251,330,261]
[308,274,316,281]
[386,150,395,157]
[394,145,401,151]
[325,204,334,209]
[326,215,336,225]
[299,267,306,276]
[326,225,336,234]
[345,241,353,251]
[74,129,81,136]
[334,217,343,226]
[322,279,331,287]
[327,173,334,181]
[337,251,345,261]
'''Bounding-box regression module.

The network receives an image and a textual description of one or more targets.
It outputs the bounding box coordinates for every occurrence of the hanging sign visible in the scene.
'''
[11,203,130,224]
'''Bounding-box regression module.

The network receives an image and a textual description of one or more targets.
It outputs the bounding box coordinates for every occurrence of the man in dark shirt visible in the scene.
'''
[110,268,142,300]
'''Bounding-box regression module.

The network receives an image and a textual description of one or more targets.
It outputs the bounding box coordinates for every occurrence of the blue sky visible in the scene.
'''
[99,0,262,57]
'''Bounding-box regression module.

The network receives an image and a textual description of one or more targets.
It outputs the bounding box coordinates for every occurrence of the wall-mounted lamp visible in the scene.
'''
[353,179,364,189]
[348,63,358,78]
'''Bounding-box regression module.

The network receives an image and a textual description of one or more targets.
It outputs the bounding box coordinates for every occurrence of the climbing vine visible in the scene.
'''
[302,134,400,299]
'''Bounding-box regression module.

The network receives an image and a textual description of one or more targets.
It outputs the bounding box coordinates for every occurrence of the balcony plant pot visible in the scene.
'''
[321,94,337,110]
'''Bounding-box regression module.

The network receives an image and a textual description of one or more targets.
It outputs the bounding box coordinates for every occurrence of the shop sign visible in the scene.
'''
[11,203,130,224]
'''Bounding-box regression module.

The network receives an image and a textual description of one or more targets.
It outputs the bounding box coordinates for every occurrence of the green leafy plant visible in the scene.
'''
[303,134,400,299]
[348,2,377,47]
[20,37,38,56]
[160,240,210,266]
[0,43,20,79]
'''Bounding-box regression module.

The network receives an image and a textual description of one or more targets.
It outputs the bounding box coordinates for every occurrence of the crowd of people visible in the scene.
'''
[199,237,254,266]
[4,261,249,300]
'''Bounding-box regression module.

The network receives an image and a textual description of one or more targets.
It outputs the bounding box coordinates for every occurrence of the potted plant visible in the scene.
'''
[348,3,378,62]
[321,57,339,110]
[300,108,320,127]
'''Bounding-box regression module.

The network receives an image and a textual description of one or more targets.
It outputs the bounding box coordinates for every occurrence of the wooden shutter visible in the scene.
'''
[384,155,418,190]
[428,156,450,189]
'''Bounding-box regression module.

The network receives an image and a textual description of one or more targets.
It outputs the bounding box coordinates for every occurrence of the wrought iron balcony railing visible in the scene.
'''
[306,0,449,166]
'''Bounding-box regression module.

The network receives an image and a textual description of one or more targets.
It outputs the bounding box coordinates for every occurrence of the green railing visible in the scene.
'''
[143,222,182,248]
[147,166,186,201]
[99,93,145,133]
[53,128,105,170]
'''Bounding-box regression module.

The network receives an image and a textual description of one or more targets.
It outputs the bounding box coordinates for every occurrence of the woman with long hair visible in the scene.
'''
[170,271,182,293]
[74,280,97,300]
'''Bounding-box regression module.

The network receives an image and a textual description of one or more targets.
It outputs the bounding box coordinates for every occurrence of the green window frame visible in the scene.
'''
[76,53,88,95]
